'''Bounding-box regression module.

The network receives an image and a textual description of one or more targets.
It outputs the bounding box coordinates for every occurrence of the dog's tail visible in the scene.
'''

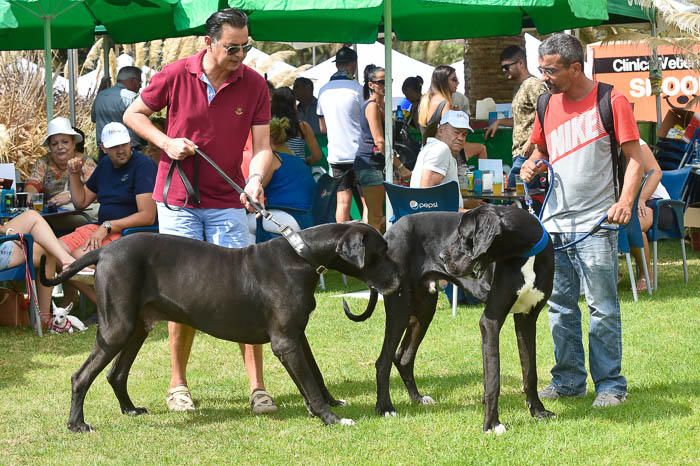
[39,249,101,286]
[343,288,379,322]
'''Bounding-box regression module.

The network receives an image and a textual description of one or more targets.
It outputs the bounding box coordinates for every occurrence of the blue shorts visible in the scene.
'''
[355,168,385,187]
[0,240,14,270]
[156,203,251,249]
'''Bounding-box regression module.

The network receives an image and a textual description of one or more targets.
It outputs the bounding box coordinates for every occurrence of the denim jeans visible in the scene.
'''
[156,203,251,248]
[547,230,627,396]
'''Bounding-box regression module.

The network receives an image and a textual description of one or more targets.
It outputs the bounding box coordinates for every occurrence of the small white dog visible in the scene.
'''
[49,301,87,334]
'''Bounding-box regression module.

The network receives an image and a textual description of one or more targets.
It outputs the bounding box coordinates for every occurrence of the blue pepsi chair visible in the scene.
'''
[647,167,692,290]
[618,172,652,302]
[383,181,461,316]
[0,234,42,335]
[383,180,461,223]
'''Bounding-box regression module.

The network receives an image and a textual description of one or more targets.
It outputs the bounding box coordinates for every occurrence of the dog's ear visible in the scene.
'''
[65,302,73,314]
[471,207,502,258]
[336,229,366,269]
[51,300,58,313]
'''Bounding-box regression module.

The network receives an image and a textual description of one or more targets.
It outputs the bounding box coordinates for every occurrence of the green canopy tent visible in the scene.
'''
[229,0,610,222]
[0,0,217,120]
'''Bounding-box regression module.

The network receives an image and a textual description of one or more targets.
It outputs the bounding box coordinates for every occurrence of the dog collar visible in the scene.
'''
[522,221,550,257]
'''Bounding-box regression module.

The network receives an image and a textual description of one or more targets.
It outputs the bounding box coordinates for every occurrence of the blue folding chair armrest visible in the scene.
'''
[0,233,42,335]
[122,225,159,236]
[648,199,685,241]
[0,234,34,282]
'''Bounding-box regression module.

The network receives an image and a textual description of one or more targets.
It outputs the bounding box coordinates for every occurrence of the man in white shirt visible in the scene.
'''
[316,46,363,222]
[411,110,472,206]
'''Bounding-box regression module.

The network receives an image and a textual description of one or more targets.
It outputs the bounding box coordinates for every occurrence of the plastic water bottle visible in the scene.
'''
[395,105,404,123]
[473,169,483,195]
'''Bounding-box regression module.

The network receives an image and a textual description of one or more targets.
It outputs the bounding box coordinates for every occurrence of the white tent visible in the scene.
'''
[244,47,296,82]
[301,42,434,107]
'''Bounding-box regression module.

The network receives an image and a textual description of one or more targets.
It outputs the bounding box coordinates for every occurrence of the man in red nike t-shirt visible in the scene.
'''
[521,33,645,408]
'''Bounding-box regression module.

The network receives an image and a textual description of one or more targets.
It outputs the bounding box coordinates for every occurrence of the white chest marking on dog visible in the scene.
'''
[510,257,545,315]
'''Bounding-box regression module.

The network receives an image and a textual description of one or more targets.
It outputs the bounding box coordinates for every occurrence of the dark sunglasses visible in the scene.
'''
[501,61,519,71]
[372,79,385,85]
[220,42,253,55]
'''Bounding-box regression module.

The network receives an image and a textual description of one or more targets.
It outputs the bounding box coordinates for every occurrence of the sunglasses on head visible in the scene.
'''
[219,42,253,55]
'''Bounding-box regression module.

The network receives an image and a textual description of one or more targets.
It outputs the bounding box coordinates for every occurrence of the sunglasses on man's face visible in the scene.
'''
[501,61,519,71]
[219,42,253,55]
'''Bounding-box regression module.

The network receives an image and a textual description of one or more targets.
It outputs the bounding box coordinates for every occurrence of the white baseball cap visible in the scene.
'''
[439,110,473,132]
[101,122,131,149]
[43,117,83,147]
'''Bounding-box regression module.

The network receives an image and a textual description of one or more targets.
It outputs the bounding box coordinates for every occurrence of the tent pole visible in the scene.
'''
[651,11,662,130]
[68,49,77,125]
[43,16,53,121]
[384,0,393,231]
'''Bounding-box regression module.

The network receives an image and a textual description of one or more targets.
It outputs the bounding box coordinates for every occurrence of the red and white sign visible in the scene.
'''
[587,41,700,122]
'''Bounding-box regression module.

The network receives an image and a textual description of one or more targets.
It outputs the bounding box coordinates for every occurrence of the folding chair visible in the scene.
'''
[618,172,652,302]
[0,234,42,336]
[383,181,462,316]
[647,167,692,290]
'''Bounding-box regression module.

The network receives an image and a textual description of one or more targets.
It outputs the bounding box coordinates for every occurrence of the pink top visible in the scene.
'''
[141,49,270,208]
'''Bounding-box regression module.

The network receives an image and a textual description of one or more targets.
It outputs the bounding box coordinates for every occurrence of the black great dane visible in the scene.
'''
[347,205,555,434]
[40,222,400,432]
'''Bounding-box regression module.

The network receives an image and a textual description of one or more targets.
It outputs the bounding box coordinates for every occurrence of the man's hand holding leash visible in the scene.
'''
[162,138,197,161]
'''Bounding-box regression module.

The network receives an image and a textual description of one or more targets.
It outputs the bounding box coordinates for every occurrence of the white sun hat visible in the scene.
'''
[44,117,83,147]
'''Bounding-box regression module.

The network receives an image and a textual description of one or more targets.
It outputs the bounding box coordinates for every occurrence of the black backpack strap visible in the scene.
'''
[536,92,552,131]
[597,82,623,199]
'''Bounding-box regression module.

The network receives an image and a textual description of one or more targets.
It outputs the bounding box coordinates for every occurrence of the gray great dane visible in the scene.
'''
[41,222,400,432]
[347,206,555,434]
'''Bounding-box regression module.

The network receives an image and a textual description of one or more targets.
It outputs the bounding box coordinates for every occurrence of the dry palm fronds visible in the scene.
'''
[0,51,96,176]
[134,42,146,68]
[148,39,163,68]
[161,37,182,67]
[82,38,103,73]
[179,36,199,59]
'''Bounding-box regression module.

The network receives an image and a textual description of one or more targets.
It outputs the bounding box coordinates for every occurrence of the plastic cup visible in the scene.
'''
[515,175,525,195]
[32,193,44,212]
[493,180,503,196]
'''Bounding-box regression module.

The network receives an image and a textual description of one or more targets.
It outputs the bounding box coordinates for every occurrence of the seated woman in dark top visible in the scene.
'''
[246,116,316,242]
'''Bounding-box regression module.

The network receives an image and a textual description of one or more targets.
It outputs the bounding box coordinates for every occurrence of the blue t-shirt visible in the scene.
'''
[86,151,157,224]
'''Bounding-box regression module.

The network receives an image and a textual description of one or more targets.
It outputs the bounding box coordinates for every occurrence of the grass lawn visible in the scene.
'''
[1,241,699,465]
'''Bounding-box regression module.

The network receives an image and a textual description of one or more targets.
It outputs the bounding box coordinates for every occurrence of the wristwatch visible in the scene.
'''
[101,221,112,234]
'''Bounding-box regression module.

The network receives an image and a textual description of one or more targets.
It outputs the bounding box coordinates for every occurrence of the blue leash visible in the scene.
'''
[522,160,620,252]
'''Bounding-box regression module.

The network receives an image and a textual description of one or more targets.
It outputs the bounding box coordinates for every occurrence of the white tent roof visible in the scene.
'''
[244,47,296,81]
[301,42,434,105]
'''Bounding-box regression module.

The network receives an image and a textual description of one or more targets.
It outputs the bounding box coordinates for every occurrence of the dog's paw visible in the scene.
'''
[420,395,436,405]
[485,424,507,436]
[533,409,556,420]
[382,410,397,417]
[329,398,347,407]
[339,418,355,426]
[67,422,94,433]
[122,407,148,416]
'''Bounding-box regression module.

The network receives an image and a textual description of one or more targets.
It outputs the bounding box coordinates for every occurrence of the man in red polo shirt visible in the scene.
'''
[124,8,278,415]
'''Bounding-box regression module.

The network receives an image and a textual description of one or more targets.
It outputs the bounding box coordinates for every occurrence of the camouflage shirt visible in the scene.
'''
[511,76,546,159]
